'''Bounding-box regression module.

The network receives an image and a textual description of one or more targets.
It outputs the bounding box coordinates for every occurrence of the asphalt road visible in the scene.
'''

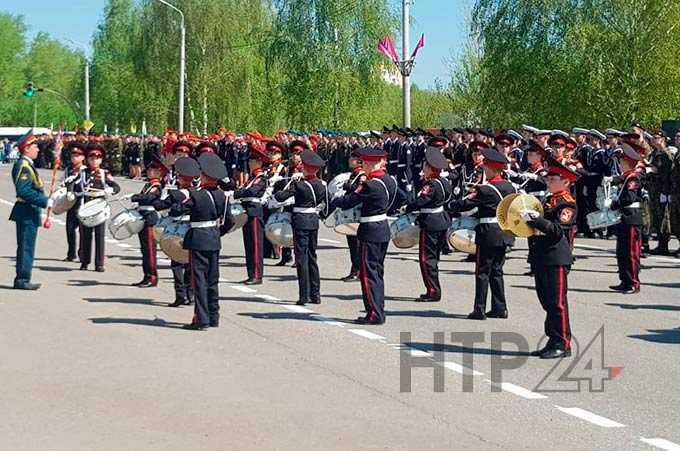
[0,166,679,450]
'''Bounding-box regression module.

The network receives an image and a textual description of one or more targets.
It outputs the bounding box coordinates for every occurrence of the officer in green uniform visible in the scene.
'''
[9,131,51,290]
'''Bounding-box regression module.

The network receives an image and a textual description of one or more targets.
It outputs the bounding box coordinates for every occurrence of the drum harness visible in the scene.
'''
[360,176,397,223]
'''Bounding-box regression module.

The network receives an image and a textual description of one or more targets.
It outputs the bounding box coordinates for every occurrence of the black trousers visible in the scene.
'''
[263,209,277,259]
[280,246,293,263]
[346,235,360,275]
[138,225,158,282]
[358,240,389,322]
[171,259,193,302]
[534,266,571,351]
[189,250,220,326]
[418,229,447,300]
[242,216,264,280]
[294,228,320,302]
[65,207,80,260]
[80,223,106,268]
[616,224,641,289]
[474,244,507,313]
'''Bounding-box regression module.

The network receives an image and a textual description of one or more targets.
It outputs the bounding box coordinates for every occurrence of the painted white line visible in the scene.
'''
[283,305,314,314]
[574,244,609,252]
[408,349,431,357]
[230,285,256,293]
[402,256,419,261]
[442,361,484,376]
[555,406,624,428]
[348,329,386,341]
[640,438,680,451]
[116,243,133,248]
[105,238,117,244]
[158,259,171,265]
[319,238,341,244]
[486,380,547,400]
[0,198,14,206]
[255,294,280,302]
[311,315,345,327]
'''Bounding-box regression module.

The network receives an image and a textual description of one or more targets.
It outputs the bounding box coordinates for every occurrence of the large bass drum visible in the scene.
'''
[447,217,479,254]
[77,198,111,227]
[265,212,294,247]
[390,213,420,249]
[159,220,190,264]
[50,187,76,215]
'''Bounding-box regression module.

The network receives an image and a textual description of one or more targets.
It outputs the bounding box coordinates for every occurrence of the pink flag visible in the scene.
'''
[377,35,400,63]
[410,34,425,59]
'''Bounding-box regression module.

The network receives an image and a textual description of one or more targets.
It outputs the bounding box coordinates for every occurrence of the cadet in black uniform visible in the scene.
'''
[129,158,164,287]
[180,153,228,330]
[153,156,197,307]
[521,158,578,359]
[62,142,86,262]
[333,146,403,325]
[607,144,644,294]
[406,148,452,302]
[234,143,269,284]
[451,148,516,320]
[274,150,328,305]
[340,147,366,281]
[76,144,120,272]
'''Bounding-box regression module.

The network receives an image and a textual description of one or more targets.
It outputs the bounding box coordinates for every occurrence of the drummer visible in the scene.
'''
[406,147,452,303]
[153,156,198,307]
[129,157,165,288]
[340,146,366,282]
[75,143,120,272]
[264,141,288,261]
[274,150,328,305]
[62,141,86,262]
[520,158,578,359]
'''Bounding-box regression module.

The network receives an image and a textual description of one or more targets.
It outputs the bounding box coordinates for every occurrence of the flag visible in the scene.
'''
[377,35,400,63]
[410,34,425,60]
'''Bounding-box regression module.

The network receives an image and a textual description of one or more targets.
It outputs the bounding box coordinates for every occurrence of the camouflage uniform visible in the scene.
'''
[105,137,124,176]
[646,147,673,253]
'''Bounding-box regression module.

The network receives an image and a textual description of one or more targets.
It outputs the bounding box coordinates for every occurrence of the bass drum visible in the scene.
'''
[447,217,479,254]
[50,187,76,215]
[109,209,145,240]
[77,198,111,227]
[159,220,190,264]
[265,212,294,247]
[390,213,420,249]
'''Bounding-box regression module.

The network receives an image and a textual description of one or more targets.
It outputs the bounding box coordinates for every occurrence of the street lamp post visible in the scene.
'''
[66,39,91,122]
[157,0,186,134]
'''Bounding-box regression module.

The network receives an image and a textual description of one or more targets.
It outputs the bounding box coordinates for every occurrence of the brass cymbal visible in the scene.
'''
[496,193,520,231]
[506,194,544,238]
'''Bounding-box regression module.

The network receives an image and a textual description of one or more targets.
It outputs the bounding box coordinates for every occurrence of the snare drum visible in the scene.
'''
[587,209,622,230]
[328,172,351,198]
[265,212,294,247]
[447,217,479,254]
[159,220,190,264]
[50,187,76,215]
[108,209,145,240]
[224,203,247,233]
[77,198,111,227]
[390,213,420,249]
[332,206,361,236]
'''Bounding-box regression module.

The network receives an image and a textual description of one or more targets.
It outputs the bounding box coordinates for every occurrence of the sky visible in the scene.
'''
[2,0,472,89]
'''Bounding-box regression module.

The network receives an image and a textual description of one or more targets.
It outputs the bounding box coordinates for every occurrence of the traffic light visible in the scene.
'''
[24,81,34,97]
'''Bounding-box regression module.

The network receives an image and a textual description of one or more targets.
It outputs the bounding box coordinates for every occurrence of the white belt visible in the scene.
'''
[479,217,498,224]
[179,215,190,221]
[360,214,387,223]
[397,164,406,167]
[625,202,641,209]
[190,220,218,228]
[528,191,546,197]
[240,197,263,204]
[293,207,318,214]
[389,160,399,164]
[420,206,444,214]
[138,205,155,211]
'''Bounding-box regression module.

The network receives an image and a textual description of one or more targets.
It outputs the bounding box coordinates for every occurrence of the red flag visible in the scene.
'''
[384,35,400,62]
[410,34,425,60]
[377,39,394,61]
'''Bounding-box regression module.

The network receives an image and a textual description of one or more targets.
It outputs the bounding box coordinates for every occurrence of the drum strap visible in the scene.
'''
[374,177,397,212]
[206,190,228,228]
[485,183,505,202]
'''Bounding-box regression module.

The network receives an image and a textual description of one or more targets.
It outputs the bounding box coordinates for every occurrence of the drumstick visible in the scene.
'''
[43,127,64,229]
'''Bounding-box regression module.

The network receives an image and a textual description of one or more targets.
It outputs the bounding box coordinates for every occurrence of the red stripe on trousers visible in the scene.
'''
[189,252,198,323]
[147,226,156,281]
[253,219,260,280]
[558,267,570,350]
[419,230,432,296]
[359,240,375,315]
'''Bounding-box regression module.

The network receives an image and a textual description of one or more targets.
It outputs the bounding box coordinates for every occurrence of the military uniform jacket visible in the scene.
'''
[132,180,162,225]
[647,148,673,195]
[527,191,577,266]
[234,170,267,218]
[9,155,48,225]
[455,176,516,247]
[179,187,227,251]
[335,169,401,243]
[522,165,548,197]
[63,165,85,212]
[153,188,191,219]
[274,177,327,230]
[611,170,643,226]
[407,175,452,232]
[75,168,121,203]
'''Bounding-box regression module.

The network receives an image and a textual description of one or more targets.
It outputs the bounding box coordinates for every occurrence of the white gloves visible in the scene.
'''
[269,175,283,183]
[603,176,614,184]
[47,198,54,209]
[603,198,613,209]
[523,172,538,181]
[660,193,670,203]
[405,184,413,192]
[520,209,540,222]
[291,172,304,181]
[104,187,114,196]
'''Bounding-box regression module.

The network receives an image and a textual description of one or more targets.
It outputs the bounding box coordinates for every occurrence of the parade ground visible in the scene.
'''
[1,167,679,450]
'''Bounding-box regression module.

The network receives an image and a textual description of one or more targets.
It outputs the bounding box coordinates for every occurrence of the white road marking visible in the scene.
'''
[105,238,117,244]
[348,329,386,341]
[231,285,256,293]
[408,349,431,357]
[640,438,680,451]
[116,243,132,248]
[0,198,14,206]
[283,305,313,314]
[442,361,484,376]
[319,238,341,244]
[158,259,171,265]
[485,380,547,400]
[311,315,345,327]
[254,294,280,302]
[555,406,624,428]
